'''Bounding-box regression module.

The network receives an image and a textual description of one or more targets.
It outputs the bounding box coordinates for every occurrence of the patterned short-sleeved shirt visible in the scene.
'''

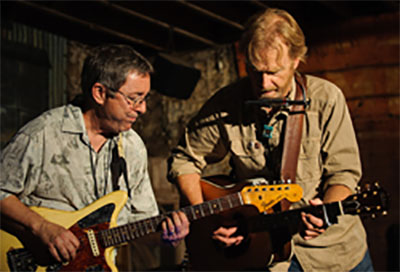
[0,105,159,225]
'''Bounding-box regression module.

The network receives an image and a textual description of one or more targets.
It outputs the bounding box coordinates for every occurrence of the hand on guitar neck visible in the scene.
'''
[300,184,353,240]
[177,173,247,248]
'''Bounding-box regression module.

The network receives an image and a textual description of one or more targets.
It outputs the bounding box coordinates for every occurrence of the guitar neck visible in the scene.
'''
[100,192,243,248]
[249,201,346,234]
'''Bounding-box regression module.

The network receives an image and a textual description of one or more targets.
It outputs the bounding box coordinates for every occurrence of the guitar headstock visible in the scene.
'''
[343,182,389,218]
[240,183,303,213]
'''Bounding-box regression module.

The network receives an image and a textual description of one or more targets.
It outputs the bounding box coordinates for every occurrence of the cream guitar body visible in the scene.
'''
[1,191,127,272]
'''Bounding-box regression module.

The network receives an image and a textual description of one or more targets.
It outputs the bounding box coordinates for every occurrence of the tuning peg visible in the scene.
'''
[374,181,380,188]
[382,211,388,216]
[371,214,376,219]
[365,207,371,212]
[376,206,381,210]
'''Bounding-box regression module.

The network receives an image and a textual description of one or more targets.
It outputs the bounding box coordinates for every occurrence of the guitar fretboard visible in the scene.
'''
[99,192,243,248]
[248,200,356,233]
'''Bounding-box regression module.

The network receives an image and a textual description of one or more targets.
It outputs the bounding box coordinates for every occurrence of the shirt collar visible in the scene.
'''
[61,104,86,134]
[288,77,297,101]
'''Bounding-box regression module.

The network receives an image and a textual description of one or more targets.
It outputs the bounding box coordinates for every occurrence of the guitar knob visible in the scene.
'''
[382,211,388,216]
[371,214,376,219]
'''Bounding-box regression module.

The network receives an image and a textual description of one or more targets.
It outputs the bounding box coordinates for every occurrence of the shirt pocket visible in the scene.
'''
[230,139,266,175]
[297,137,321,181]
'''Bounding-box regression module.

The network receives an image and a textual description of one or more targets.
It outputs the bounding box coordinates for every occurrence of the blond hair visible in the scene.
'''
[239,8,307,65]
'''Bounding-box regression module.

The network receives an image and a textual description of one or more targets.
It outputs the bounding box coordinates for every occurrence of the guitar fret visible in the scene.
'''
[99,231,107,247]
[152,216,160,232]
[216,198,224,212]
[105,232,112,247]
[140,221,146,237]
[128,224,138,240]
[200,205,205,217]
[207,201,214,215]
[144,219,152,235]
[138,222,145,237]
[193,206,200,220]
[112,228,121,244]
[201,202,210,217]
[121,225,130,242]
[188,206,196,221]
[227,195,234,209]
[211,199,222,213]
[146,218,154,233]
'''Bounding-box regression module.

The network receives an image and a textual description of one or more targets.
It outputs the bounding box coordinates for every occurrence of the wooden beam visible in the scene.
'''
[17,0,166,51]
[315,1,353,18]
[98,0,217,47]
[249,0,269,9]
[175,0,245,30]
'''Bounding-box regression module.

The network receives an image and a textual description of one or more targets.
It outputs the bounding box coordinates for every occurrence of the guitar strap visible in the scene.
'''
[268,72,307,265]
[111,134,131,198]
[280,72,307,208]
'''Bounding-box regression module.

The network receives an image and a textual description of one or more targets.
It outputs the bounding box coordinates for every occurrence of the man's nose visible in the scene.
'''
[134,101,146,114]
[261,73,274,89]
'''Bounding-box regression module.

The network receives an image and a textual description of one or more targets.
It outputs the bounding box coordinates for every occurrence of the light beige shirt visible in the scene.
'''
[169,75,367,271]
[0,105,159,225]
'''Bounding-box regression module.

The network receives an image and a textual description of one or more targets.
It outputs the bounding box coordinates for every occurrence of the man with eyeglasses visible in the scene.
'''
[0,44,189,268]
[168,8,372,272]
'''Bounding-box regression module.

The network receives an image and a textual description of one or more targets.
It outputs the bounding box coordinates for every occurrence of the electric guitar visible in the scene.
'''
[0,181,303,272]
[186,181,389,271]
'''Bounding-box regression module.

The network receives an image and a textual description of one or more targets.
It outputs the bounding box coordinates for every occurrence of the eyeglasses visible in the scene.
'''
[104,85,150,108]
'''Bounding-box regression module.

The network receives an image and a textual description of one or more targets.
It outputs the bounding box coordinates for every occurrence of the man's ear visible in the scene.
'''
[91,83,107,105]
[293,57,300,70]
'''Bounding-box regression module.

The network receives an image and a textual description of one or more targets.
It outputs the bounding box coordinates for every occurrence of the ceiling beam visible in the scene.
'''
[98,0,217,47]
[249,0,269,9]
[175,0,245,31]
[17,0,166,51]
[316,1,353,18]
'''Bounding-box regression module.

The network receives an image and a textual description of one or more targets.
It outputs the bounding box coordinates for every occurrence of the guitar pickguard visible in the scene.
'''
[77,204,115,229]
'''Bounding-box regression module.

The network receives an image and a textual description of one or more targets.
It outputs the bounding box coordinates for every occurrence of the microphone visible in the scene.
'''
[245,98,310,108]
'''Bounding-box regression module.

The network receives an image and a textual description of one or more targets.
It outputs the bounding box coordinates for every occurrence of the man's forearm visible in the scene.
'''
[323,184,353,203]
[0,194,46,234]
[177,173,204,205]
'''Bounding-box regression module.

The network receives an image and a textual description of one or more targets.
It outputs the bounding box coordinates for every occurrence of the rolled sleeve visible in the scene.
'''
[320,89,362,193]
[168,111,229,182]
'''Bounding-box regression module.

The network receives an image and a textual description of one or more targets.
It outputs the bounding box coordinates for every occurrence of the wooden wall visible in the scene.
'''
[297,12,399,271]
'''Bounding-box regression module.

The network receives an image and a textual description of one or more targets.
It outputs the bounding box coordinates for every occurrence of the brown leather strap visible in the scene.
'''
[280,72,307,183]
